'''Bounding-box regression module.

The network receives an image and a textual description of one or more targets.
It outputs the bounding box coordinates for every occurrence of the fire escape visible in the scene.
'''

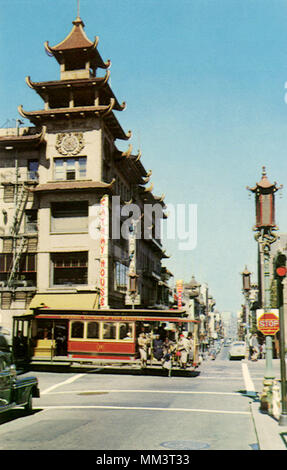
[7,181,30,288]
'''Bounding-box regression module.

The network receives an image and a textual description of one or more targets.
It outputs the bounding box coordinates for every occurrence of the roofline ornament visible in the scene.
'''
[144,183,154,193]
[122,144,133,158]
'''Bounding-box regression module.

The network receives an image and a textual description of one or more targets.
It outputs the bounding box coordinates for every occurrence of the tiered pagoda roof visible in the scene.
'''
[18,16,131,141]
[44,17,110,70]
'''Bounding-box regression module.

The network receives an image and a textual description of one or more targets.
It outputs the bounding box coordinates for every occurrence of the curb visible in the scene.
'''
[251,401,287,450]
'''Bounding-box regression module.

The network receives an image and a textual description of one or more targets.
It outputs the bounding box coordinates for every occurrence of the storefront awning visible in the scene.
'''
[26,292,99,314]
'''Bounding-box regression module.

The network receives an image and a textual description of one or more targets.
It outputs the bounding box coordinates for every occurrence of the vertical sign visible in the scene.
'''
[176,280,183,309]
[99,195,109,309]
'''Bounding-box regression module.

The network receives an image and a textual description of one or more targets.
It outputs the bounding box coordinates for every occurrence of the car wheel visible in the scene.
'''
[24,391,33,413]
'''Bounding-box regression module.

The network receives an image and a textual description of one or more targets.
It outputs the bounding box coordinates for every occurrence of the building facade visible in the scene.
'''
[0,16,171,332]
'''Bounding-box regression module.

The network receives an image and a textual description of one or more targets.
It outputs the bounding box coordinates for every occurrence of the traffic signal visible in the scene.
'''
[274,252,287,279]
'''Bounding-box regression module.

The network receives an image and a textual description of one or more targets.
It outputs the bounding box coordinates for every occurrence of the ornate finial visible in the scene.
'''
[262,166,266,177]
[77,0,80,18]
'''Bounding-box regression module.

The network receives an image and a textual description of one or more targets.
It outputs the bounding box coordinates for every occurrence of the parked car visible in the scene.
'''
[229,341,246,360]
[0,334,40,415]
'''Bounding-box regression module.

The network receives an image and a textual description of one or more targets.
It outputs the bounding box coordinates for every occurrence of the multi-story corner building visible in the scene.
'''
[0,16,170,333]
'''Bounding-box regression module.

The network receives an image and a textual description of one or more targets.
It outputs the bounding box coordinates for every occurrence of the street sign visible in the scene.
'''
[125,294,141,306]
[257,312,280,336]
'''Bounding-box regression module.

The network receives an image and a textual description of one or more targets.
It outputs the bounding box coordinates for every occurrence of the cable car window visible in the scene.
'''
[119,322,133,340]
[71,321,84,338]
[103,323,116,340]
[87,322,100,339]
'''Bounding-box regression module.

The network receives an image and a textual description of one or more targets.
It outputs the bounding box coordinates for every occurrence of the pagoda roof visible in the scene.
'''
[138,183,166,209]
[247,166,282,193]
[18,103,132,141]
[0,129,45,149]
[114,145,149,185]
[25,73,125,112]
[44,17,110,70]
[184,276,201,289]
[31,179,115,193]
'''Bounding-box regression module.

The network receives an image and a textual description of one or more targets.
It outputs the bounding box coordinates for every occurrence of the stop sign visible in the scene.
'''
[257,312,280,336]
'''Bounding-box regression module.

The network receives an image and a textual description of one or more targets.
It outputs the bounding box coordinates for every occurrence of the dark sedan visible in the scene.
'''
[0,334,40,414]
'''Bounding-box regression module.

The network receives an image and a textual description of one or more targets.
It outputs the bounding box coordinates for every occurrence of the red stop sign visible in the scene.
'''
[258,313,279,336]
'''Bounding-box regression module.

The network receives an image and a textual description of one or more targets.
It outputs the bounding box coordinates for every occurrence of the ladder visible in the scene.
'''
[10,183,29,236]
[7,237,27,287]
[7,183,30,287]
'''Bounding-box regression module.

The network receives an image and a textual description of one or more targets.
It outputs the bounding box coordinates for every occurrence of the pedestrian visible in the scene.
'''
[187,333,194,365]
[176,334,190,369]
[153,334,163,361]
[137,332,149,368]
[250,334,259,361]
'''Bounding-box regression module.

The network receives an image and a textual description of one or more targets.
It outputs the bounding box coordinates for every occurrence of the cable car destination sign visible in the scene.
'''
[257,310,279,336]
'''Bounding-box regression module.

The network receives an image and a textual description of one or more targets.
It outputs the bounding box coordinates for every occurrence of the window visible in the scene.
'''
[53,157,86,181]
[54,158,65,180]
[51,252,88,285]
[3,184,15,203]
[0,253,36,285]
[87,322,100,339]
[25,210,38,233]
[114,262,128,292]
[27,160,39,181]
[51,201,88,233]
[78,158,87,179]
[0,254,13,273]
[103,322,117,340]
[71,321,84,338]
[119,323,133,340]
[19,254,37,272]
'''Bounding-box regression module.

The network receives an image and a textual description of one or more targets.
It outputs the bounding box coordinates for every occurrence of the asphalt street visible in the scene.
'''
[0,345,267,451]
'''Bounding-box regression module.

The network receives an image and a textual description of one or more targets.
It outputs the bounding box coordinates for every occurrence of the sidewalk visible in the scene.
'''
[246,359,287,450]
[251,400,287,450]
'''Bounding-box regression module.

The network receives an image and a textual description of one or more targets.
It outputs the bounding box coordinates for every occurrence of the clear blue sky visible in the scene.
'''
[1,0,287,315]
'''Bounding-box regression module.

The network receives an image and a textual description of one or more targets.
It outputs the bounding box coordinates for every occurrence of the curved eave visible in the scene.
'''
[103,113,132,141]
[18,101,110,119]
[0,129,46,149]
[18,104,111,120]
[25,73,125,112]
[138,185,166,209]
[114,146,147,176]
[31,179,115,193]
[44,35,110,70]
[247,183,279,193]
[144,237,169,257]
[45,17,93,51]
[115,161,148,185]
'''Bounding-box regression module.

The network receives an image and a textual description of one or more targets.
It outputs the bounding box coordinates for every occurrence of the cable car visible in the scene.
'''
[12,306,200,370]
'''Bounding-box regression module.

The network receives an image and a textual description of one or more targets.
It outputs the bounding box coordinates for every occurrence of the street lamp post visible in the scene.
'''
[274,253,287,425]
[247,167,282,411]
[241,266,251,359]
